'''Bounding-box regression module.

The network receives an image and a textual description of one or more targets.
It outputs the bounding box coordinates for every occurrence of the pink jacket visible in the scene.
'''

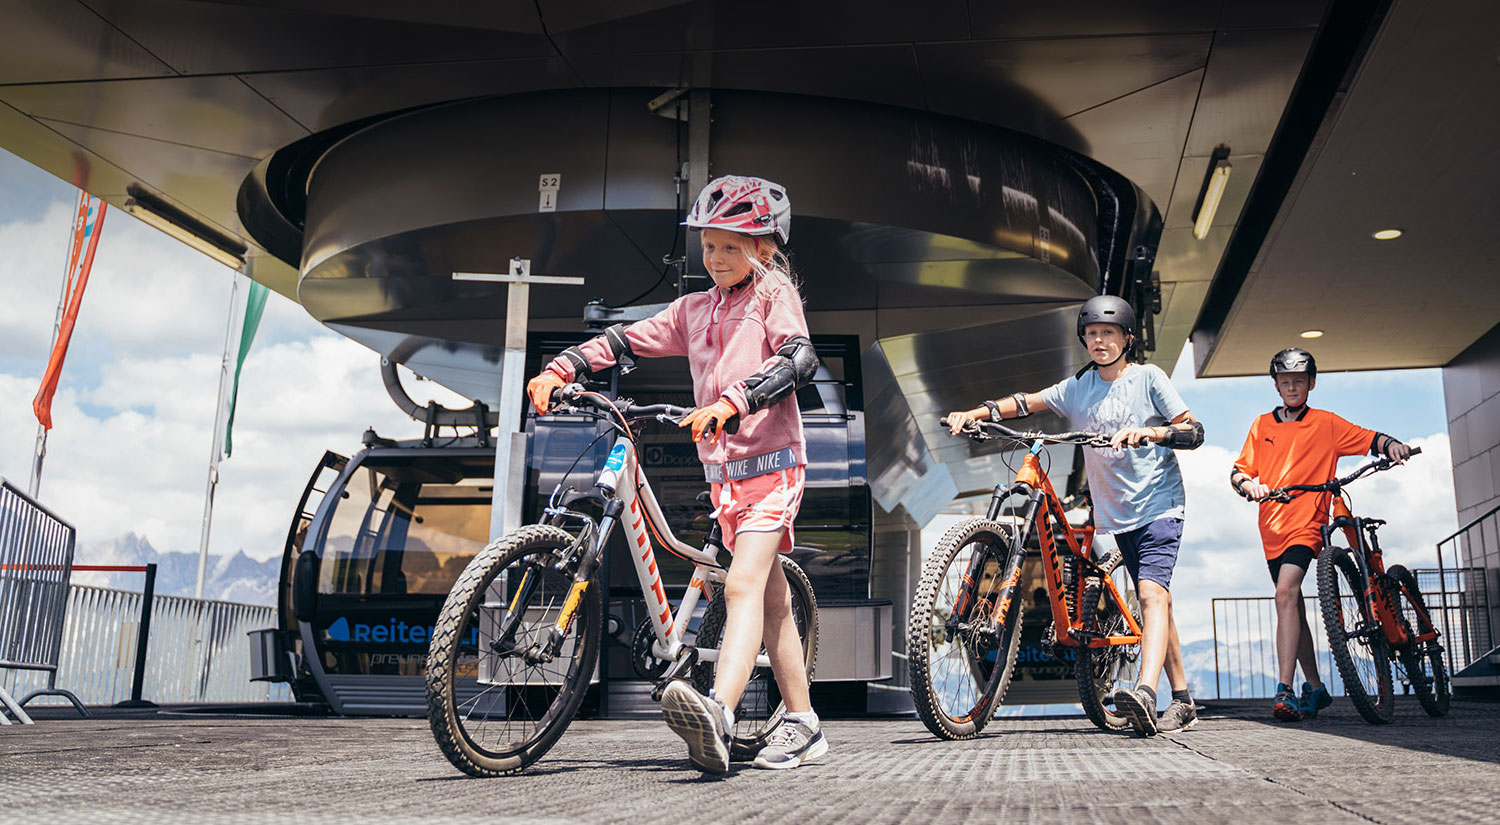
[545,272,808,468]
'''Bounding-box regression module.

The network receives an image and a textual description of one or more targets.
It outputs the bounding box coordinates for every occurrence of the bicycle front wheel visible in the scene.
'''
[1075,574,1142,731]
[693,555,818,760]
[1317,545,1394,724]
[1388,565,1451,717]
[906,518,1021,740]
[426,526,602,777]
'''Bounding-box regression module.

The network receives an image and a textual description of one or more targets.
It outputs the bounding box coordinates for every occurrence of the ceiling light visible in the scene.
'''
[1372,228,1403,240]
[1300,329,1324,339]
[1192,145,1233,240]
[124,196,245,269]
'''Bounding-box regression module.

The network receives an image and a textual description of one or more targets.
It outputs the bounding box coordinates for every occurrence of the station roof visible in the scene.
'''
[1,1,1493,381]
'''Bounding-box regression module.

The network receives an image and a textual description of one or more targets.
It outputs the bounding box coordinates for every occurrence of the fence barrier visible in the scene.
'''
[1436,503,1499,672]
[1211,567,1489,699]
[0,479,86,724]
[2,584,293,708]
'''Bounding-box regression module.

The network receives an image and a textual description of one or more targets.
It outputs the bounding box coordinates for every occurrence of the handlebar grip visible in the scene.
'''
[722,414,741,435]
[1409,446,1422,457]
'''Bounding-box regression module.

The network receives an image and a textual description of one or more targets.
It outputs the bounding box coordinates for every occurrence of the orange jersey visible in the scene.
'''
[1233,408,1376,560]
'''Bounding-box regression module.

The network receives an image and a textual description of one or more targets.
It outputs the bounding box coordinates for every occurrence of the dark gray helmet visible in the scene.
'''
[1270,347,1317,379]
[1076,295,1136,342]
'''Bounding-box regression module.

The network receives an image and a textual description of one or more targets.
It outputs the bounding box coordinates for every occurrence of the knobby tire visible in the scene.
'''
[1317,545,1394,724]
[907,518,1021,740]
[426,526,602,777]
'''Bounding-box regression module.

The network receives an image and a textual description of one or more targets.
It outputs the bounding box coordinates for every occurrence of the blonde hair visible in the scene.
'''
[743,235,803,304]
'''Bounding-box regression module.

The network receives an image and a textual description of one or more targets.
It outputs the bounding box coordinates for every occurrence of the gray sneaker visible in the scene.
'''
[752,714,828,770]
[1157,699,1198,732]
[1110,686,1159,737]
[661,680,730,774]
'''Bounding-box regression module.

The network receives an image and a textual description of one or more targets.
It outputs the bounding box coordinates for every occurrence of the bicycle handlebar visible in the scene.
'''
[548,384,740,434]
[1264,447,1422,502]
[940,416,1113,448]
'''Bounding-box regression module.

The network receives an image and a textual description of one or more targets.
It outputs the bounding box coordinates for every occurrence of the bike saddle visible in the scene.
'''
[695,491,715,512]
[1365,518,1387,527]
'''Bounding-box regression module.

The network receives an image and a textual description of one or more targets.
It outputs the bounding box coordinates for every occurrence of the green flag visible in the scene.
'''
[224,281,268,457]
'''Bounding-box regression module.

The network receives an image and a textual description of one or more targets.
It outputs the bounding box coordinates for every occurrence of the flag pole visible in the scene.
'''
[194,271,240,600]
[28,266,73,499]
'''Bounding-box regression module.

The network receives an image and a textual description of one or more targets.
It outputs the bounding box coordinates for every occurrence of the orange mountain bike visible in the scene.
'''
[1266,447,1450,724]
[907,420,1143,739]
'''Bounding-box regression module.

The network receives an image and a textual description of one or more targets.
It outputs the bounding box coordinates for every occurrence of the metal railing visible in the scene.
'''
[1,584,292,706]
[1437,502,1500,671]
[1211,596,1338,700]
[1,478,85,722]
[1211,567,1489,699]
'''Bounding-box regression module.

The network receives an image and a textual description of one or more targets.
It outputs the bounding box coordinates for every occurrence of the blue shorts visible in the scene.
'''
[1113,517,1183,590]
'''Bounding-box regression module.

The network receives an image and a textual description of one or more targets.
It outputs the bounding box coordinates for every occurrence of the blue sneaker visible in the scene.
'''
[1300,682,1332,718]
[1272,682,1301,722]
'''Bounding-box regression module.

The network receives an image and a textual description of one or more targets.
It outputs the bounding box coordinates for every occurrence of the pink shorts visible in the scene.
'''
[710,465,805,554]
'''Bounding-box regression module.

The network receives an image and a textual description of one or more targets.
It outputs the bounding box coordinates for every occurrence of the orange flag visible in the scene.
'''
[33,192,107,430]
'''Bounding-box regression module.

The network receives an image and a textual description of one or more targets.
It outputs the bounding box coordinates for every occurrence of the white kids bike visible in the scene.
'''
[426,384,818,777]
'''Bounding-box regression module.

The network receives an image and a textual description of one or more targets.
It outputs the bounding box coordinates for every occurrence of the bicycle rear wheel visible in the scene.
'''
[692,555,818,760]
[1316,545,1394,724]
[1387,565,1451,717]
[426,526,602,777]
[1075,573,1142,731]
[906,518,1021,740]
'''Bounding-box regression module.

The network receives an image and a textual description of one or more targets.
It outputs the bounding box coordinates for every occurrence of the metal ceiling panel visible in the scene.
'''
[0,0,173,84]
[1181,26,1317,159]
[0,76,309,158]
[88,0,555,74]
[40,119,256,237]
[238,58,581,132]
[543,0,970,54]
[1061,69,1203,208]
[201,0,547,31]
[0,99,140,198]
[1217,0,1330,30]
[569,45,926,112]
[967,1,1218,39]
[915,34,1211,147]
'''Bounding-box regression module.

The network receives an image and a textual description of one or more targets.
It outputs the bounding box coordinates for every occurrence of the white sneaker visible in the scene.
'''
[661,681,731,774]
[752,713,828,769]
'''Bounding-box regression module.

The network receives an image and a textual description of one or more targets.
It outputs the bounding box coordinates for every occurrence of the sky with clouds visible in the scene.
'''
[0,147,1458,645]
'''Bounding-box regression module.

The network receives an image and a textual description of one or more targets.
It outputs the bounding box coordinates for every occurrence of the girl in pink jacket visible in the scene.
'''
[526,176,825,774]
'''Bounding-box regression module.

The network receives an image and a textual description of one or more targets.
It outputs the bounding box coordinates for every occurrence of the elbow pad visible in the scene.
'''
[1229,469,1253,500]
[740,336,818,415]
[1160,420,1204,450]
[601,324,637,373]
[558,323,636,381]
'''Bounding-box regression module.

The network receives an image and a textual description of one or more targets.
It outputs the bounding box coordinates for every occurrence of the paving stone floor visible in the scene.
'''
[4,698,1498,824]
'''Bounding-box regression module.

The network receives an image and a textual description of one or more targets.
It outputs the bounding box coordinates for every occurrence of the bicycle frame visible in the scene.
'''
[1325,495,1438,649]
[970,441,1142,649]
[544,432,773,668]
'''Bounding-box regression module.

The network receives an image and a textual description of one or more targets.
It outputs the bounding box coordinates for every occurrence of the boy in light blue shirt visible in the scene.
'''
[947,296,1204,736]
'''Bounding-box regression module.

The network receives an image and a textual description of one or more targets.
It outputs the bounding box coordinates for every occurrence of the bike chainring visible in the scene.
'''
[630,617,670,681]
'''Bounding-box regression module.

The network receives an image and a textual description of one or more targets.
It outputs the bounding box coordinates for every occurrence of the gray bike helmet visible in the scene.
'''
[1076,295,1137,343]
[1270,347,1317,379]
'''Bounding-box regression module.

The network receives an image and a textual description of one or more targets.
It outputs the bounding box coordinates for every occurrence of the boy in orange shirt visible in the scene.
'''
[1230,348,1411,721]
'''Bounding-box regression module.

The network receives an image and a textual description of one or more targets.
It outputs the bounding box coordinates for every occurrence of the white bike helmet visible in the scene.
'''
[684,175,791,245]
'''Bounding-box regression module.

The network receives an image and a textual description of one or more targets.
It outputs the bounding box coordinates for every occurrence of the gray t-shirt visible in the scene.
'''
[1038,363,1190,534]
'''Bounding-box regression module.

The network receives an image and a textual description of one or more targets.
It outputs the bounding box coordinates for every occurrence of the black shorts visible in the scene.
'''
[1267,545,1316,584]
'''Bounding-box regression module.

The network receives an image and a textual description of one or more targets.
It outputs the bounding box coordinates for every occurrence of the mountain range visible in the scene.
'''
[71,532,278,606]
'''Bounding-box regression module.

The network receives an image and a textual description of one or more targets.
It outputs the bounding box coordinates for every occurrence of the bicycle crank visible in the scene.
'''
[650,646,700,702]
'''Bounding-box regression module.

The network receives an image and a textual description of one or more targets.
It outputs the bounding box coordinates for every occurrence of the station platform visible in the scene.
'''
[5,698,1498,824]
